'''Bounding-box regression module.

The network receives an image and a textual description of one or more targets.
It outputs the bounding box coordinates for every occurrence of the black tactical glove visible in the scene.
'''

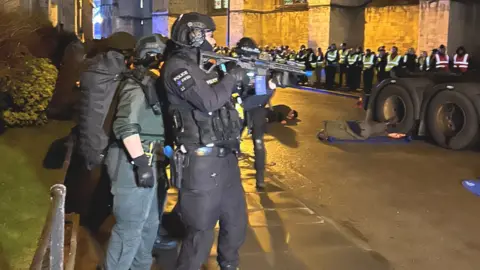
[132,155,155,188]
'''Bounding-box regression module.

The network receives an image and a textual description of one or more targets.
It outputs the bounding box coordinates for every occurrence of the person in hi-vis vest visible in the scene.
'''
[361,48,377,110]
[453,46,470,73]
[385,46,401,78]
[325,44,339,89]
[315,47,325,87]
[337,42,348,88]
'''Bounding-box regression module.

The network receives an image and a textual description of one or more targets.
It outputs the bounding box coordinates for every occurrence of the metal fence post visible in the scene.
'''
[49,184,67,270]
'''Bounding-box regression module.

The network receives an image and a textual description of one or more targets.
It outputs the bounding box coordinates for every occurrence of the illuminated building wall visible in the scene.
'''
[93,0,153,39]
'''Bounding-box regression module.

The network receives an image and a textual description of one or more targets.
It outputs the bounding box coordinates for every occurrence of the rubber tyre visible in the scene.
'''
[374,85,415,134]
[426,91,479,150]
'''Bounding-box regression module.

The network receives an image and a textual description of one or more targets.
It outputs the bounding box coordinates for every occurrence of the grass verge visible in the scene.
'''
[0,121,73,269]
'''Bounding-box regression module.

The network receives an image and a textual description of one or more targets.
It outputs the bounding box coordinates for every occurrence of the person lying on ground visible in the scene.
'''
[267,104,299,125]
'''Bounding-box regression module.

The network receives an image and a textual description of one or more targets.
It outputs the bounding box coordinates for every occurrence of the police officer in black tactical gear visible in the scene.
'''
[234,37,276,189]
[160,12,247,270]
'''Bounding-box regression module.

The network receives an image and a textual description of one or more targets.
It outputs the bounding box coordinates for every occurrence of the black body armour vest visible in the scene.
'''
[169,70,242,150]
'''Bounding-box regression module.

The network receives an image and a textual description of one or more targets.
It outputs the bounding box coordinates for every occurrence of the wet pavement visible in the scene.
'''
[251,88,480,270]
[73,88,480,270]
[152,159,390,270]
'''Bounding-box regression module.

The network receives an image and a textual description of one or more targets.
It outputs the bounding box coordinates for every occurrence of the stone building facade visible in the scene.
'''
[6,0,93,41]
[150,0,480,58]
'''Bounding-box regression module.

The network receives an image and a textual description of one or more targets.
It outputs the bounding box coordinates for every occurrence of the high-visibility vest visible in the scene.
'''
[316,54,324,67]
[363,55,374,70]
[453,54,469,72]
[326,50,338,64]
[275,55,286,64]
[339,49,348,64]
[308,53,317,68]
[347,54,358,65]
[419,56,430,71]
[435,54,450,70]
[386,54,401,71]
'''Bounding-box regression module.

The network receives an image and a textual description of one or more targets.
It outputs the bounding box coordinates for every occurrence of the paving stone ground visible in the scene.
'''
[152,156,391,270]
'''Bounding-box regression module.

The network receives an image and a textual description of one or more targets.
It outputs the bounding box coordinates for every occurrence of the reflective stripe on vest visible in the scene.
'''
[419,57,430,70]
[363,55,374,70]
[435,54,449,69]
[339,49,348,64]
[326,50,338,62]
[386,55,400,71]
[347,54,358,65]
[453,54,469,71]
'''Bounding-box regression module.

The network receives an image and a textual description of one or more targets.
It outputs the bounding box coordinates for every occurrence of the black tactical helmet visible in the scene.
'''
[236,37,260,58]
[105,31,136,51]
[171,12,216,47]
[136,34,168,59]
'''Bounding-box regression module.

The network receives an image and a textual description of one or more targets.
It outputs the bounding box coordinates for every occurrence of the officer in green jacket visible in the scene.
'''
[103,35,166,270]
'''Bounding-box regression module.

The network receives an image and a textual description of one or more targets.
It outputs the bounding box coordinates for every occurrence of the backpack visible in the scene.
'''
[77,51,129,170]
[78,51,162,170]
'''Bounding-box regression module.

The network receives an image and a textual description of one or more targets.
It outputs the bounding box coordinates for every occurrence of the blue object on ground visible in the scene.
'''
[163,145,174,158]
[462,180,480,196]
[325,135,413,144]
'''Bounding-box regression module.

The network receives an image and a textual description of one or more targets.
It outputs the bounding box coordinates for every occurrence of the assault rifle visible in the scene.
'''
[199,51,307,87]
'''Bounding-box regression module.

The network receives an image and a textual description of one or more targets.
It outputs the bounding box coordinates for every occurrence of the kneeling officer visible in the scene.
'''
[161,12,248,270]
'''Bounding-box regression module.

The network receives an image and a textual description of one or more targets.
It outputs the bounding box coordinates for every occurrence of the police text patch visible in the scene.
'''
[172,69,194,92]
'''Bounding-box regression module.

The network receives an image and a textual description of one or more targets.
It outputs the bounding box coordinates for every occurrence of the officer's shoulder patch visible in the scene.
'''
[171,68,194,92]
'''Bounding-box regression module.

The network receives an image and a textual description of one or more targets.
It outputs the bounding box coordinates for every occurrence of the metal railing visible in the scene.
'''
[30,184,67,270]
[30,133,76,270]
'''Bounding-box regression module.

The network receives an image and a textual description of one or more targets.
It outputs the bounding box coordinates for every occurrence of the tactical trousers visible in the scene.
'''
[248,107,267,184]
[155,164,170,243]
[339,64,347,87]
[377,70,388,83]
[325,66,336,89]
[176,152,247,270]
[347,67,361,91]
[315,67,323,87]
[104,146,159,270]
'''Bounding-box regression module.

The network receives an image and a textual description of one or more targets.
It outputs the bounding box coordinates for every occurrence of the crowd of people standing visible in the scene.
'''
[215,42,472,109]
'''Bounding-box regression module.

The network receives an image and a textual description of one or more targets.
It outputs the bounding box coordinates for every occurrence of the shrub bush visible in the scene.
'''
[2,57,58,127]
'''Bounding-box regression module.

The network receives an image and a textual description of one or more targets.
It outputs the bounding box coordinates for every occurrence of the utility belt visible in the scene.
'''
[170,145,237,189]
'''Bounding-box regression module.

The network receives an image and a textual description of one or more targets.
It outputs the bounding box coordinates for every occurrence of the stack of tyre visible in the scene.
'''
[372,73,480,150]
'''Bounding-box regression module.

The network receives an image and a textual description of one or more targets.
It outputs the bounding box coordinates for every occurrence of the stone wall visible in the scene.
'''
[364,4,419,54]
[261,11,309,49]
[308,6,330,50]
[447,0,480,58]
[212,15,227,46]
[242,12,262,45]
[418,0,450,53]
[228,12,245,46]
[330,6,365,50]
